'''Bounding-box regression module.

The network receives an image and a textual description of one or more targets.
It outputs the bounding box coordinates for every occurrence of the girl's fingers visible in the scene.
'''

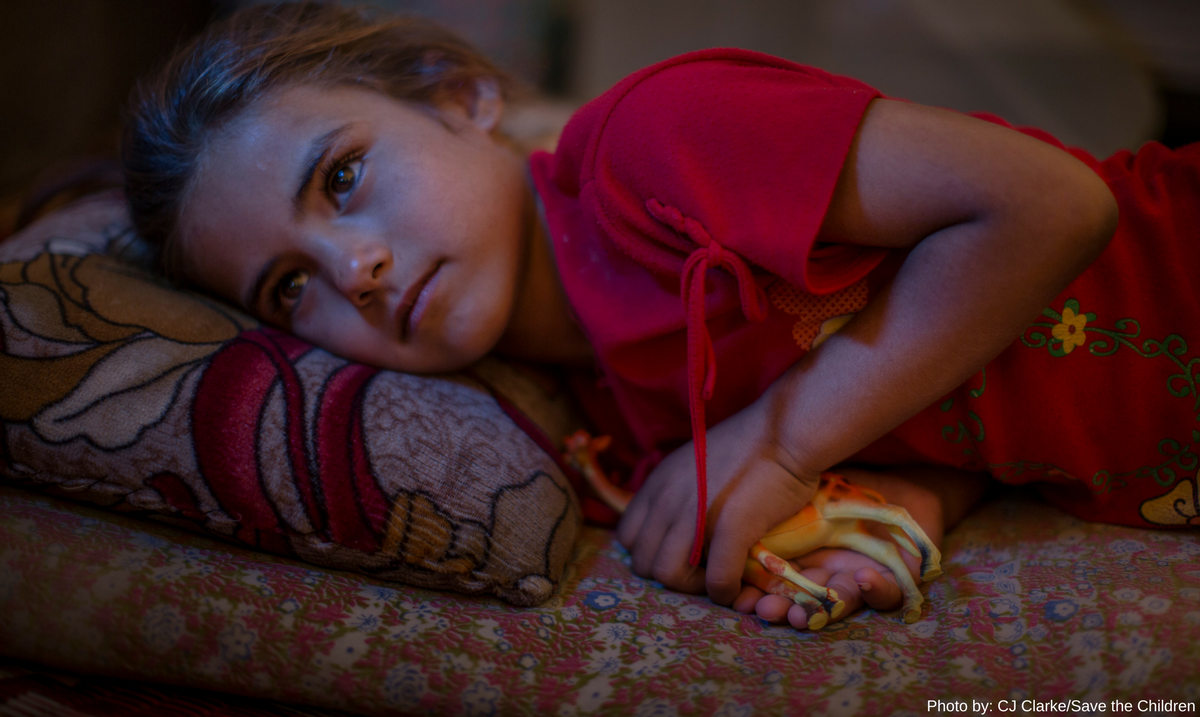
[615,488,650,550]
[626,508,671,579]
[772,568,830,628]
[706,487,805,606]
[787,602,812,630]
[652,518,707,594]
[706,528,762,606]
[781,566,834,628]
[732,584,764,613]
[854,566,904,611]
[754,594,794,623]
[751,566,832,627]
[749,564,891,630]
[823,569,866,621]
[623,501,707,594]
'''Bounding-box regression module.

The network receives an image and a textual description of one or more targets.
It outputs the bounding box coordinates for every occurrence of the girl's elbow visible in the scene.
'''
[1058,163,1118,268]
[1080,171,1119,261]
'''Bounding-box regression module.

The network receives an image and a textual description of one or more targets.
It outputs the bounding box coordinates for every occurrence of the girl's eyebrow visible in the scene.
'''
[293,124,355,214]
[249,123,359,311]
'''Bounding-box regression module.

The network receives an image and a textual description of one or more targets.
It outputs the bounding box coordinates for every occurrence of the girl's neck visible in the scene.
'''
[494,179,594,368]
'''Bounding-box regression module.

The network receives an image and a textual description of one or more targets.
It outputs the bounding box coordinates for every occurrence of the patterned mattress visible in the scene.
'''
[1,483,1198,716]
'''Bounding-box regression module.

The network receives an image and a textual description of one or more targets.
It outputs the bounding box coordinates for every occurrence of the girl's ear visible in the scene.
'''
[465,78,503,133]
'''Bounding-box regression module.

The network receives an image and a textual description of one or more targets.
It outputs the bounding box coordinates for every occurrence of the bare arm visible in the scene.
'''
[768,99,1116,473]
[618,99,1118,604]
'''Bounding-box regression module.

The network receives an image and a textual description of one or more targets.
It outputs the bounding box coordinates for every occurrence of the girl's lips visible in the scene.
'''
[399,262,442,341]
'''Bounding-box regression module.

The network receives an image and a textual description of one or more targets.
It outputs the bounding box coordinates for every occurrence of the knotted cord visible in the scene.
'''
[646,198,768,565]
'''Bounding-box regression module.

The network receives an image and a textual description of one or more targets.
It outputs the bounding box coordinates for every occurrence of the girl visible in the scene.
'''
[122,2,1197,629]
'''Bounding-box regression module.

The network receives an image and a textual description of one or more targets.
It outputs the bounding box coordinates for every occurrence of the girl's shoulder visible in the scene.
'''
[538,48,884,292]
[554,48,878,182]
[594,47,872,104]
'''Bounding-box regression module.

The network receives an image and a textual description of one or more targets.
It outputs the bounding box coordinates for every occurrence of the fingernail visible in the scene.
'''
[858,582,872,592]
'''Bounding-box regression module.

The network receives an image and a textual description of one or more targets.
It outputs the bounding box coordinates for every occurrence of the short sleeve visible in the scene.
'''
[552,49,886,294]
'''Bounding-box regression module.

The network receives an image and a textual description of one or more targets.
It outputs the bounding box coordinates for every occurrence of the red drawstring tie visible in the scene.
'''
[646,199,768,566]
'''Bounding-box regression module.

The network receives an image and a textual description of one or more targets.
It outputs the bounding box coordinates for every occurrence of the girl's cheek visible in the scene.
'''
[290,288,337,347]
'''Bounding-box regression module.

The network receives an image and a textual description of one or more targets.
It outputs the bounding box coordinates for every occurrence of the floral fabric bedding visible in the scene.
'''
[1,482,1199,716]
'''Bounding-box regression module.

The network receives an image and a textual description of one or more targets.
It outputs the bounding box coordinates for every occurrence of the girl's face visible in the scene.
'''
[180,83,533,373]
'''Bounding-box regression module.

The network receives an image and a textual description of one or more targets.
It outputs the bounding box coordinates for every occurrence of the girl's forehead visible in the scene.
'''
[240,83,432,129]
[224,85,361,139]
[197,86,395,199]
[199,83,444,178]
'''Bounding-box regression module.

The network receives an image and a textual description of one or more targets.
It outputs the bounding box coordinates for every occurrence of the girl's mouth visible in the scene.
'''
[398,261,442,341]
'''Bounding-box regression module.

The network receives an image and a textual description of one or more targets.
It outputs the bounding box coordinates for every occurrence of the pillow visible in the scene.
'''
[0,191,582,606]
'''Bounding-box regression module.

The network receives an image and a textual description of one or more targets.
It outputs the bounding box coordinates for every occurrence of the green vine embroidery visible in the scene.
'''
[938,399,984,461]
[938,370,986,461]
[937,299,1200,495]
[966,432,1197,496]
[988,460,1081,485]
[968,368,986,399]
[1092,431,1200,491]
[1022,298,1200,417]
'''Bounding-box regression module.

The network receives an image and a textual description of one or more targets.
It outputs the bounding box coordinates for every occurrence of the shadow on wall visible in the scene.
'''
[231,0,568,93]
[2,0,1197,210]
[568,0,1169,157]
[0,0,218,198]
[0,0,568,206]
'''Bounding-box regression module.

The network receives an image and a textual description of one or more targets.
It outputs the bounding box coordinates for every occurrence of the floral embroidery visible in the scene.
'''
[1050,305,1089,354]
[1022,299,1199,418]
[1025,299,1096,357]
[942,298,1200,498]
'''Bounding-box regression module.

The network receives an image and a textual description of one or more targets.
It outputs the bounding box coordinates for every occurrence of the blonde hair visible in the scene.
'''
[122,2,513,279]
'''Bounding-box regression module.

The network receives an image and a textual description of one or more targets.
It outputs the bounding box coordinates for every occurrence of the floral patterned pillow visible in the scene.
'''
[0,191,581,606]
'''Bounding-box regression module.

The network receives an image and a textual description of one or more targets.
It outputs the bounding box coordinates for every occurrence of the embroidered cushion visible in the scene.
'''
[0,191,581,606]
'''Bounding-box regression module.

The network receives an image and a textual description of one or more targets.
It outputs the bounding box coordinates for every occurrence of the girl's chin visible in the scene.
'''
[397,340,493,375]
[378,307,509,374]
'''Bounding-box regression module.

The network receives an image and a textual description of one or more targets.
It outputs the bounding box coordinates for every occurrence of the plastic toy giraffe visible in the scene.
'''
[564,430,942,629]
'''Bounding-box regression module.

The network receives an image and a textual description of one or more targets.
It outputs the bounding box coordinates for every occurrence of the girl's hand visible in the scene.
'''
[615,393,822,607]
[626,98,1112,616]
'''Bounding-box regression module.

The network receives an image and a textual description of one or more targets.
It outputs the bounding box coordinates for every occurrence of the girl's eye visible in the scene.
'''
[277,269,310,303]
[327,158,363,198]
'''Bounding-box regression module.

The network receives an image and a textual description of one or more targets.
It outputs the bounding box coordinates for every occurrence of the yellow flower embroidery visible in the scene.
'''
[1051,306,1088,354]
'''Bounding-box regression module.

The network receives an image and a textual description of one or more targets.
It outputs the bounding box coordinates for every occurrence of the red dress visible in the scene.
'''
[529,48,1200,538]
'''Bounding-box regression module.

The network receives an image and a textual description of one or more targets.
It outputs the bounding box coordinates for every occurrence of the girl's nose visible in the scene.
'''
[335,241,393,306]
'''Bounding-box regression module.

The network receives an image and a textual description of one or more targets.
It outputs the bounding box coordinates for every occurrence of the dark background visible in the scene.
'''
[1,0,1197,232]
